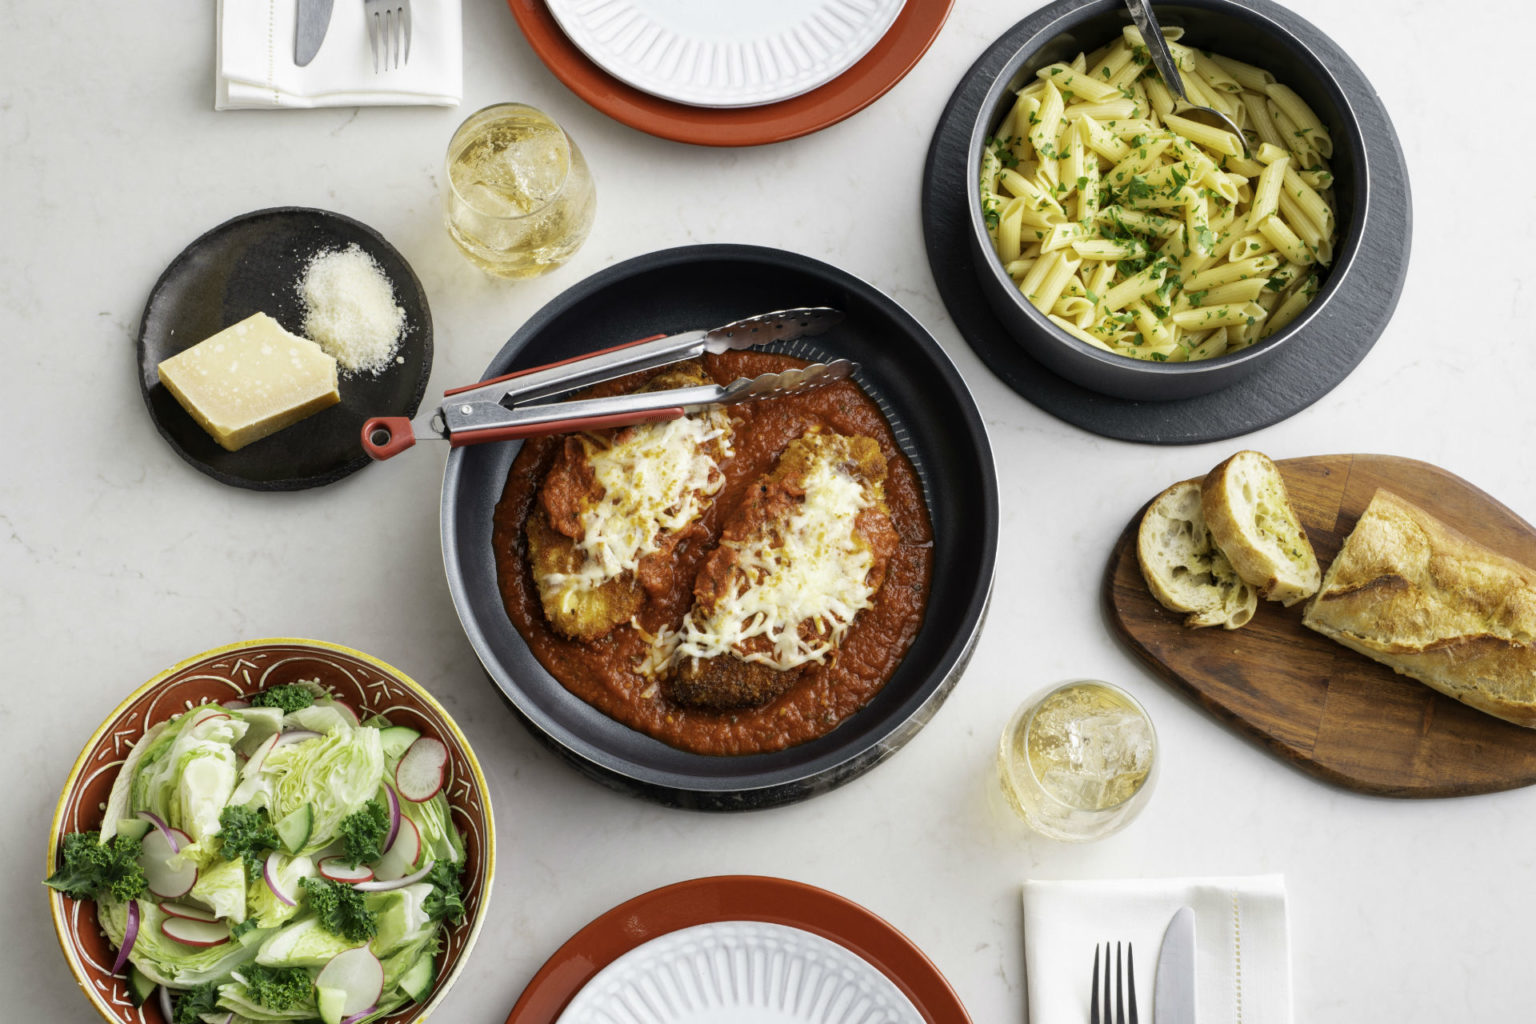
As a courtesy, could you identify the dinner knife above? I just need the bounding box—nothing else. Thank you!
[295,0,334,66]
[1153,906,1196,1024]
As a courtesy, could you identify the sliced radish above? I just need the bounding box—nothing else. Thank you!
[353,858,435,893]
[341,1008,378,1024]
[224,699,249,710]
[369,816,420,881]
[159,901,220,923]
[160,916,228,948]
[315,947,384,1020]
[135,810,180,853]
[319,857,375,884]
[140,827,197,899]
[382,785,401,852]
[330,701,361,727]
[395,737,448,802]
[264,851,297,907]
[275,729,322,747]
[112,900,139,974]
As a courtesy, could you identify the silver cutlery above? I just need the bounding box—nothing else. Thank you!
[1123,0,1249,154]
[294,0,334,66]
[1091,941,1138,1024]
[364,0,412,71]
[1153,906,1197,1024]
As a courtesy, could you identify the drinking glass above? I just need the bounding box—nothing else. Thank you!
[443,103,596,279]
[997,680,1157,842]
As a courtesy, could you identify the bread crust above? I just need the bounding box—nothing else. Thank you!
[1302,489,1536,728]
[1201,450,1320,606]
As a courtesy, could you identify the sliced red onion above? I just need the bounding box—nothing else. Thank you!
[264,851,296,907]
[111,899,139,974]
[382,785,401,852]
[341,1008,378,1024]
[351,859,435,893]
[274,729,322,747]
[222,1014,235,1024]
[135,810,180,853]
[158,984,174,1023]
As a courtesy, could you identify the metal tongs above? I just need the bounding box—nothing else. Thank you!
[361,308,852,460]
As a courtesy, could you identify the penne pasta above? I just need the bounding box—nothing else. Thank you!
[978,36,1338,364]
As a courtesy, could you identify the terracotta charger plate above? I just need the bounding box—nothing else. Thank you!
[506,876,972,1023]
[506,0,955,146]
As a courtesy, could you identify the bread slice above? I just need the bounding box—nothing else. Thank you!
[1303,490,1536,728]
[1137,480,1257,629]
[1201,450,1320,606]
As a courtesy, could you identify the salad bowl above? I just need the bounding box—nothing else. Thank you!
[46,638,495,1024]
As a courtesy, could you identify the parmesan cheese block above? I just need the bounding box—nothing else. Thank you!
[157,312,340,452]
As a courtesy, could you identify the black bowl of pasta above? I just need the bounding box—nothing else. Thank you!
[965,0,1368,401]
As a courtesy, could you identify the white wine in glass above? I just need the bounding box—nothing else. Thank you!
[998,680,1156,842]
[444,103,596,279]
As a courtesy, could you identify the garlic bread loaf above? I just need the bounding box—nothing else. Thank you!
[1138,480,1258,629]
[1302,490,1536,728]
[1201,450,1320,606]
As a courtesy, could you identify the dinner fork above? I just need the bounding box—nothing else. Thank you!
[364,0,411,71]
[1090,941,1138,1024]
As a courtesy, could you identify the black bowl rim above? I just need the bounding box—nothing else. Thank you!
[962,0,1368,385]
[439,243,999,809]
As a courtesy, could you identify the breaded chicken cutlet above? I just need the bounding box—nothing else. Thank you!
[527,362,734,641]
[663,431,899,709]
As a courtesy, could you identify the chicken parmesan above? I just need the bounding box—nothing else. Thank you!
[491,350,933,756]
[526,362,733,641]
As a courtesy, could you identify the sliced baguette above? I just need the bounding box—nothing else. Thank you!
[1137,480,1258,629]
[1302,490,1536,728]
[1201,451,1320,606]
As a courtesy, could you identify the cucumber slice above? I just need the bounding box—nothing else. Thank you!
[274,803,314,853]
[398,953,437,1002]
[127,966,157,1006]
[116,817,154,843]
[317,985,348,1024]
[376,726,421,762]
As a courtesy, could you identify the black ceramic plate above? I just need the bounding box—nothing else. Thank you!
[137,207,433,489]
[441,244,997,810]
[921,0,1412,444]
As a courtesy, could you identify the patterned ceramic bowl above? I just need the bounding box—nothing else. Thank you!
[46,638,495,1024]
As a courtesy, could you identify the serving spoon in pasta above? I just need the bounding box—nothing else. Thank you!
[1124,0,1250,155]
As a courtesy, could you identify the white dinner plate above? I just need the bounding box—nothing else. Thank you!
[554,920,925,1023]
[544,0,909,109]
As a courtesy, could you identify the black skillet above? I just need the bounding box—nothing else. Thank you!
[439,244,998,810]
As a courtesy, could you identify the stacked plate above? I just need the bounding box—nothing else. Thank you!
[507,0,953,144]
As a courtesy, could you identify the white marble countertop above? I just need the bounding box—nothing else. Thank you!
[4,1,1534,1021]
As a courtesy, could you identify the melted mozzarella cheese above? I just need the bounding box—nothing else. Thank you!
[674,452,878,671]
[541,410,732,603]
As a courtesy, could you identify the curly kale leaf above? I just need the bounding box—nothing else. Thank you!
[219,805,281,878]
[248,684,315,713]
[241,963,314,1011]
[301,876,378,943]
[173,982,221,1024]
[422,859,466,924]
[339,798,389,867]
[44,831,147,903]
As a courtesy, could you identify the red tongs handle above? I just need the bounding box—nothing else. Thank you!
[361,417,417,460]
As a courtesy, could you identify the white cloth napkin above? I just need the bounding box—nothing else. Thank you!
[216,0,462,109]
[1021,875,1292,1024]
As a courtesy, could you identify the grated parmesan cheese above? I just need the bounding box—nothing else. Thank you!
[541,410,734,614]
[298,244,406,375]
[673,451,878,672]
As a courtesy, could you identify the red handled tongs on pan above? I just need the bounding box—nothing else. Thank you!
[361,308,851,460]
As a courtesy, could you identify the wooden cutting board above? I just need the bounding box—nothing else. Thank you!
[1106,454,1536,797]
